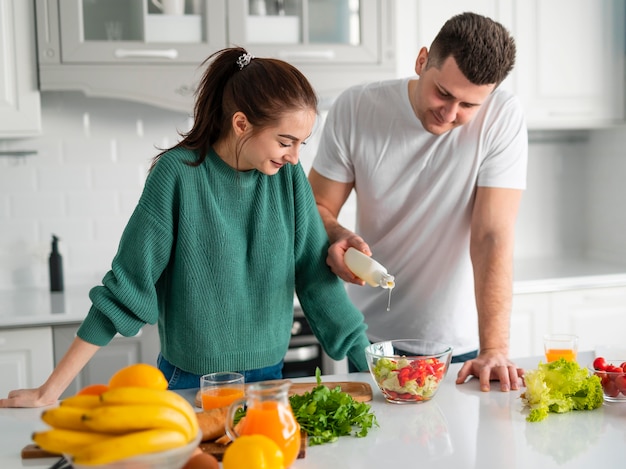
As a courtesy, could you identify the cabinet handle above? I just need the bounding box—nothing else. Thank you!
[114,49,179,60]
[278,50,335,61]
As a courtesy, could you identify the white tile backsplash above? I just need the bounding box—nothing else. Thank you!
[0,91,189,290]
[1,91,626,291]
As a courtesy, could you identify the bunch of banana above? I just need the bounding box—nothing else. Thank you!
[32,387,200,466]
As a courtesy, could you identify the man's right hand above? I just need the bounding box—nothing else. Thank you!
[326,234,371,285]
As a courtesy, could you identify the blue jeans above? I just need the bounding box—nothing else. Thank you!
[156,354,284,390]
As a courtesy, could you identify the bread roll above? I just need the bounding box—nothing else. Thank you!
[196,407,228,442]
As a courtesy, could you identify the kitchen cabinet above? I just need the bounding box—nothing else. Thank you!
[510,285,626,359]
[512,0,625,128]
[509,292,550,358]
[52,323,160,398]
[0,327,53,398]
[228,0,396,100]
[0,0,41,137]
[34,0,226,113]
[414,0,625,129]
[35,0,396,112]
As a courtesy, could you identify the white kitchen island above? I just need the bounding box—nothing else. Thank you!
[1,352,624,469]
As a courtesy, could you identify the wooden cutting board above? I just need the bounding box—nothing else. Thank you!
[194,381,373,408]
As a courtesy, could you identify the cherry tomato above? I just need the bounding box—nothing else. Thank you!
[603,379,620,398]
[593,356,608,371]
[606,365,623,373]
[614,375,626,393]
[594,370,609,385]
[620,362,626,371]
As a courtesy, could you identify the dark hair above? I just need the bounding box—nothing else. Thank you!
[426,12,516,86]
[150,47,318,170]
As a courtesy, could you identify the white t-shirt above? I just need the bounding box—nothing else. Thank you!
[313,77,528,355]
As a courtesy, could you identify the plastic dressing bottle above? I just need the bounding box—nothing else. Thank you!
[344,248,395,311]
[344,247,395,289]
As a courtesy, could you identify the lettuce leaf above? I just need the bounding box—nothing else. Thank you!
[521,358,603,422]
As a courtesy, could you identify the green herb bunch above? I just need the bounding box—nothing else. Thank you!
[289,368,378,446]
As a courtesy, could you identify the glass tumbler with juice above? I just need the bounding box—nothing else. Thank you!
[544,334,579,362]
[201,372,245,411]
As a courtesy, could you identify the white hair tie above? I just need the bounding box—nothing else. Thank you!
[236,53,254,70]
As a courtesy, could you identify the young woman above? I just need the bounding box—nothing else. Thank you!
[1,47,370,407]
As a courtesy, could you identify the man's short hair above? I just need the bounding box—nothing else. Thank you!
[426,12,516,86]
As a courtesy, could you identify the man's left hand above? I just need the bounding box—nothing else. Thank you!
[455,350,524,392]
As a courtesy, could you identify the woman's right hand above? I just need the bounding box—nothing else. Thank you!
[0,387,58,408]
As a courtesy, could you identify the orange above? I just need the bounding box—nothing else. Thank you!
[222,434,285,469]
[108,363,168,390]
[76,383,109,396]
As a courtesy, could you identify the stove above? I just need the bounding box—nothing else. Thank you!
[283,305,348,378]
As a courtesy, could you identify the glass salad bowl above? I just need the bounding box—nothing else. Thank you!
[365,339,453,404]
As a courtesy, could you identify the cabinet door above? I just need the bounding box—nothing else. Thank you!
[513,0,625,127]
[228,0,381,64]
[0,328,54,398]
[228,0,396,99]
[0,0,41,137]
[53,324,160,398]
[510,292,551,358]
[550,286,626,354]
[53,0,227,64]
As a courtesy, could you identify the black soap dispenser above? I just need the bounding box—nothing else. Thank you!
[49,234,64,292]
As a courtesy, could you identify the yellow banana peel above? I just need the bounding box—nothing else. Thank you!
[81,404,194,441]
[41,406,91,432]
[100,387,200,440]
[32,428,113,455]
[71,428,188,466]
[59,394,100,409]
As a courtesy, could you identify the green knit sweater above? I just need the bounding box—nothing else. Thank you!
[77,147,370,373]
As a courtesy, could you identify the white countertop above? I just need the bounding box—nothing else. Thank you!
[513,257,626,293]
[2,352,624,469]
[0,286,92,329]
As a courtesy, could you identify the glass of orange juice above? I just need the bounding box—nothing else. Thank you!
[200,372,245,411]
[544,334,579,362]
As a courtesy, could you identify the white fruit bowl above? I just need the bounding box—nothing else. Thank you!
[70,430,201,469]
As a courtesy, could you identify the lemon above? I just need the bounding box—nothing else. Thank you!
[222,434,285,469]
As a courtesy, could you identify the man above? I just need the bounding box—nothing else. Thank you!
[309,12,527,392]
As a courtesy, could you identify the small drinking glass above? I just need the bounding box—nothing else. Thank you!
[200,372,244,411]
[544,334,578,362]
[105,21,123,41]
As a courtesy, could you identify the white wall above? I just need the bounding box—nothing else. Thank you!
[0,92,191,289]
